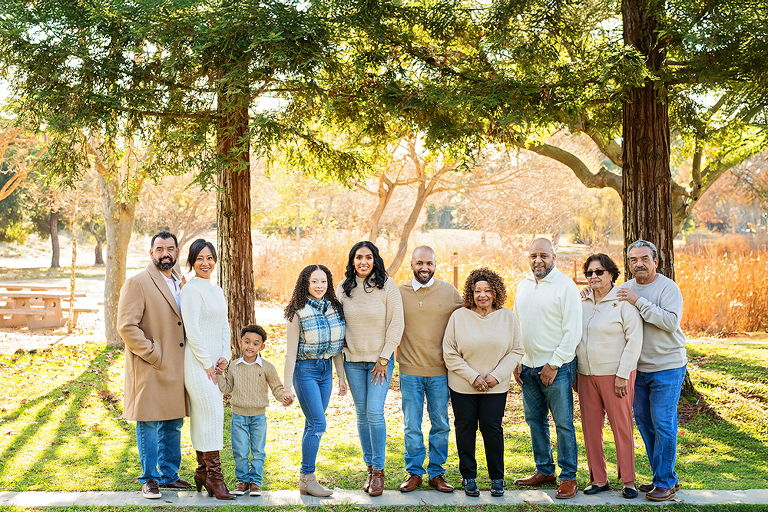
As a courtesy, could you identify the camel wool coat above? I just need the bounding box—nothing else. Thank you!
[118,263,189,421]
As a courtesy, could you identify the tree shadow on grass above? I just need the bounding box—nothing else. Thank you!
[0,345,136,490]
[688,346,768,385]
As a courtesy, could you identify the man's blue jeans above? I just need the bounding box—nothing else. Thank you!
[231,413,267,484]
[520,359,578,480]
[136,418,183,485]
[344,354,394,470]
[400,373,451,479]
[294,358,333,474]
[633,364,687,490]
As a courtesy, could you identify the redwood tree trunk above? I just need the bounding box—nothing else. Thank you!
[217,70,255,357]
[100,174,136,347]
[622,0,674,280]
[50,210,61,268]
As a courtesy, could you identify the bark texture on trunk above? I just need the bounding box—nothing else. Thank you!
[50,210,61,268]
[94,239,104,266]
[216,75,255,357]
[100,174,136,347]
[622,0,674,280]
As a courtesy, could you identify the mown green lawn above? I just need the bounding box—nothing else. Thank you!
[0,330,766,493]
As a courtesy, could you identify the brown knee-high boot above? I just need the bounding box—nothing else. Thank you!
[194,451,207,492]
[202,451,235,500]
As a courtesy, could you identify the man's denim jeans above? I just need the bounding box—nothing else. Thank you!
[136,418,183,484]
[344,354,394,470]
[520,359,578,480]
[294,358,333,474]
[231,413,267,484]
[400,373,450,478]
[633,364,687,489]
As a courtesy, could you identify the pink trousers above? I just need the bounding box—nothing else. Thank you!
[578,371,637,484]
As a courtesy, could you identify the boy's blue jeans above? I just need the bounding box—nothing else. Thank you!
[231,413,267,484]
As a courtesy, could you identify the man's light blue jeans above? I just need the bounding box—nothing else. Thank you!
[136,418,183,485]
[633,364,687,490]
[344,354,394,470]
[400,373,451,479]
[231,413,267,484]
[520,359,578,480]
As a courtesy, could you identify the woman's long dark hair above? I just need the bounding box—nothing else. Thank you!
[284,265,344,322]
[342,241,387,297]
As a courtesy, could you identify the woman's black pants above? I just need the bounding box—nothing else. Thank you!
[450,389,507,480]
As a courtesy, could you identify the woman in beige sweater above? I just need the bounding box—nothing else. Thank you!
[337,241,404,497]
[443,268,524,498]
[577,253,643,499]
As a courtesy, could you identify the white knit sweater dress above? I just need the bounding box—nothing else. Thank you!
[181,276,231,451]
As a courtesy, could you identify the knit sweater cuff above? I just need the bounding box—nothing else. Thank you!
[232,405,266,417]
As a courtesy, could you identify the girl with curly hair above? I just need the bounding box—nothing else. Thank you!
[337,241,404,496]
[442,267,524,498]
[283,265,346,497]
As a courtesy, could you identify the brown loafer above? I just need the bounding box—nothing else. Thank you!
[639,482,680,493]
[646,486,676,501]
[555,479,578,499]
[399,473,422,492]
[514,471,557,486]
[428,474,454,493]
[160,478,193,490]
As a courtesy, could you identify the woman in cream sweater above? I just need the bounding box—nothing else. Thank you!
[337,241,404,497]
[180,239,234,500]
[443,267,524,498]
[577,253,643,499]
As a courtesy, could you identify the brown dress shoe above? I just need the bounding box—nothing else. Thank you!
[646,486,676,501]
[232,482,249,496]
[555,480,578,499]
[399,473,422,492]
[639,482,680,493]
[428,475,454,493]
[368,469,385,496]
[514,471,557,486]
[160,478,193,490]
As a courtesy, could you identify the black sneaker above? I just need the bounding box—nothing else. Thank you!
[462,478,480,497]
[490,479,505,497]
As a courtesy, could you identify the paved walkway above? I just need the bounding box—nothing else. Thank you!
[2,489,768,507]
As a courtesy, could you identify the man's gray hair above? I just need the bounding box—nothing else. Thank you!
[627,240,658,259]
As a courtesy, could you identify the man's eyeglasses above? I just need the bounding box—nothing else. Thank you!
[584,269,607,277]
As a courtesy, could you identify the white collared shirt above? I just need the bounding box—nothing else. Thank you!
[163,272,182,312]
[411,277,435,291]
[235,355,263,366]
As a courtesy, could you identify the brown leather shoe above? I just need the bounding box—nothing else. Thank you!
[646,486,676,501]
[160,478,193,490]
[362,466,373,492]
[232,482,249,496]
[399,473,422,492]
[639,482,680,493]
[141,480,161,499]
[428,474,454,493]
[555,480,578,499]
[250,483,261,497]
[513,471,557,486]
[368,469,385,496]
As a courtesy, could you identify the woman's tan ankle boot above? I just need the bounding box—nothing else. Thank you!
[299,473,333,497]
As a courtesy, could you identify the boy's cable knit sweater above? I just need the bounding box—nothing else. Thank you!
[219,357,285,416]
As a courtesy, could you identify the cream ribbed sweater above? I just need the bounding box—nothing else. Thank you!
[337,276,404,362]
[442,307,524,394]
[181,276,231,451]
[219,357,285,416]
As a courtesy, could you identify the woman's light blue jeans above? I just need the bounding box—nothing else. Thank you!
[344,354,394,470]
[294,358,333,474]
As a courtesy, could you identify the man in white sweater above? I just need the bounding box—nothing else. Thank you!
[617,240,687,502]
[513,238,581,499]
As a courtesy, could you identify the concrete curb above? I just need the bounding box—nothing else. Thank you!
[2,489,768,507]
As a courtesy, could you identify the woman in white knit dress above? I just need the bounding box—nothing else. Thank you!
[180,239,235,500]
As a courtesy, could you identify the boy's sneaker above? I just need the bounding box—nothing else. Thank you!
[233,482,248,496]
[250,483,261,496]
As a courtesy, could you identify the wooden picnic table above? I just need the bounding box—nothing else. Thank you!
[0,284,67,292]
[0,291,87,329]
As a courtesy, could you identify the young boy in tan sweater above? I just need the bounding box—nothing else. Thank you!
[219,325,292,496]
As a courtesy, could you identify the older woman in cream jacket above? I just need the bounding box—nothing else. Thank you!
[577,254,643,499]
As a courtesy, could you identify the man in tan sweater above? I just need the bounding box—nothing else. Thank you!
[397,246,463,493]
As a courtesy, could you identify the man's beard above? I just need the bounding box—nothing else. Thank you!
[153,256,176,271]
[413,270,435,285]
[533,264,554,279]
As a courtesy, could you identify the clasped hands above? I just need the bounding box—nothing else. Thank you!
[205,357,229,385]
[472,374,499,392]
